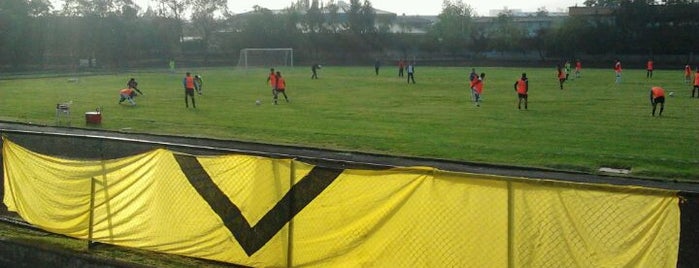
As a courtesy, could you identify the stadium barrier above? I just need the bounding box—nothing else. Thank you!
[1,137,681,267]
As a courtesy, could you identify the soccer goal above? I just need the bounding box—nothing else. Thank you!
[237,48,294,69]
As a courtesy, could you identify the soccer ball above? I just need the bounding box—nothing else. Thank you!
[255,100,261,105]
[669,92,674,97]
[318,65,322,69]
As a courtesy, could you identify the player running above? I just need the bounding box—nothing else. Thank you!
[470,73,485,107]
[274,71,289,104]
[266,68,277,101]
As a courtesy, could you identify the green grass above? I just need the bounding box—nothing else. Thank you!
[0,66,697,180]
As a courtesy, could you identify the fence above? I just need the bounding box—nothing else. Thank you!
[2,137,681,267]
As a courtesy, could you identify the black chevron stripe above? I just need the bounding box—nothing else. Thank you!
[174,154,343,256]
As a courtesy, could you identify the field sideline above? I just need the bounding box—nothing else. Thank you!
[0,66,696,180]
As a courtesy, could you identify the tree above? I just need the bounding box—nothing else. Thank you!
[157,0,191,49]
[304,0,323,33]
[190,0,228,64]
[429,0,474,54]
[488,12,525,54]
[359,0,376,34]
[345,0,363,34]
[323,0,341,33]
[0,0,32,68]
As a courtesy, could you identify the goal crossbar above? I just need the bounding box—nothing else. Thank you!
[237,48,294,69]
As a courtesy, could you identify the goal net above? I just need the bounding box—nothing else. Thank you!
[237,48,294,69]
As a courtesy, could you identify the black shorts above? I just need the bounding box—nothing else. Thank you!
[654,96,665,104]
[185,88,194,96]
[518,93,528,99]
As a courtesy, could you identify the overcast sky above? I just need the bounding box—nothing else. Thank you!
[225,0,584,16]
[49,0,583,16]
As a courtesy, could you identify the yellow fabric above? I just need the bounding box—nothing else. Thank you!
[2,139,680,267]
[512,181,679,267]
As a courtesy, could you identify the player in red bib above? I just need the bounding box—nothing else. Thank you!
[650,86,665,117]
[513,73,529,110]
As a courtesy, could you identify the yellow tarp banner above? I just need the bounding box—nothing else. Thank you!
[2,138,680,267]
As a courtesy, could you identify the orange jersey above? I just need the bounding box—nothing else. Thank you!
[651,87,665,99]
[694,73,699,86]
[647,61,653,70]
[557,69,565,79]
[120,88,134,95]
[268,72,277,87]
[276,77,286,90]
[685,65,692,76]
[614,62,622,72]
[184,76,194,89]
[575,61,581,70]
[516,79,527,94]
[472,78,484,94]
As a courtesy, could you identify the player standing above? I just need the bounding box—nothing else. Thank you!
[564,60,571,80]
[646,59,654,78]
[514,73,529,110]
[406,63,415,84]
[614,59,623,84]
[557,64,566,90]
[684,64,692,84]
[398,59,405,77]
[575,59,582,78]
[183,72,196,108]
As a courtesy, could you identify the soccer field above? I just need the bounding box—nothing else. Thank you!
[0,66,696,180]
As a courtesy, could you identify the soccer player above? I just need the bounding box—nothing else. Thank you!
[693,69,699,98]
[650,86,665,116]
[564,60,571,80]
[374,59,381,76]
[684,64,692,84]
[575,59,582,78]
[471,73,485,107]
[194,75,203,95]
[183,72,196,108]
[274,71,289,104]
[311,64,319,79]
[126,78,143,95]
[557,64,566,90]
[614,59,623,84]
[514,73,529,110]
[266,68,277,99]
[646,59,654,78]
[469,68,478,82]
[118,87,136,106]
[406,63,415,84]
[398,59,405,77]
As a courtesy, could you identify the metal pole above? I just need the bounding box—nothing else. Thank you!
[507,181,514,268]
[87,177,96,250]
[287,159,296,268]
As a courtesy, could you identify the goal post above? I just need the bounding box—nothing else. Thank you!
[237,48,294,69]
